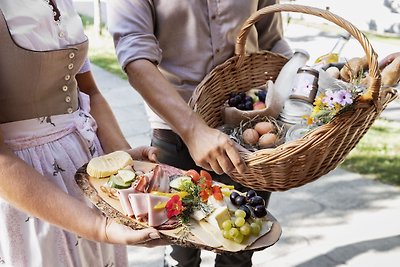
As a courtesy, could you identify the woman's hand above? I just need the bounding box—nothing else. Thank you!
[126,146,159,162]
[102,217,167,247]
[379,52,400,70]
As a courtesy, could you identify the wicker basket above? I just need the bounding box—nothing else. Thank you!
[189,4,398,192]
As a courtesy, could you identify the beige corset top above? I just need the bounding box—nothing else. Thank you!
[0,11,88,123]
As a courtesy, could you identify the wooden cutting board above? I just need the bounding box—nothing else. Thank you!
[75,160,282,253]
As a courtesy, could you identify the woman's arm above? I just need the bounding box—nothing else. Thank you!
[76,71,131,153]
[0,136,161,245]
[76,70,158,161]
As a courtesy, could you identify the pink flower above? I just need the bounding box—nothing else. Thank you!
[335,90,353,106]
[322,90,336,108]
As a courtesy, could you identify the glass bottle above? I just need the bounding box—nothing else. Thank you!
[314,32,351,66]
[266,49,310,116]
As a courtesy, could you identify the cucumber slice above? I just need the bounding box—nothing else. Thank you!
[117,169,136,184]
[169,176,193,190]
[108,174,132,189]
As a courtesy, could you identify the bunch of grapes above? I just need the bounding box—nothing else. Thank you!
[227,90,267,111]
[220,210,264,244]
[227,92,253,110]
[229,190,268,218]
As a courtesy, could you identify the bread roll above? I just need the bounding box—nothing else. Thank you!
[340,56,368,82]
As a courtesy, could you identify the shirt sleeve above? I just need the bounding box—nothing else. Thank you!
[107,0,162,70]
[78,57,91,74]
[256,0,292,56]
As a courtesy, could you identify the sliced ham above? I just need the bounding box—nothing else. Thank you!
[148,165,170,193]
[131,173,150,192]
[147,194,170,227]
[117,188,136,216]
[126,193,170,227]
[128,193,149,219]
[159,164,184,177]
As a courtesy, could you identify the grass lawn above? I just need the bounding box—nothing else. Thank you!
[340,119,400,186]
[81,15,127,80]
[80,15,400,187]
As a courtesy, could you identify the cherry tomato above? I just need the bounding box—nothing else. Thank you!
[213,192,224,201]
[200,170,213,181]
[186,169,200,184]
[212,185,223,200]
[199,189,210,202]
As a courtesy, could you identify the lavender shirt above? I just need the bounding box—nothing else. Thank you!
[108,0,292,129]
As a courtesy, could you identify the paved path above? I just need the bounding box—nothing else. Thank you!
[85,5,400,266]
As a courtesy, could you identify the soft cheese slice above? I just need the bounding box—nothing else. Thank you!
[199,220,246,252]
[205,206,230,230]
[87,151,134,178]
[190,220,223,248]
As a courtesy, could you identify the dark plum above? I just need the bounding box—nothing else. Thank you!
[237,103,245,110]
[230,191,239,204]
[228,97,238,107]
[248,195,265,207]
[234,195,246,206]
[257,90,267,102]
[245,190,257,201]
[253,205,267,218]
[244,101,253,110]
[239,205,252,220]
[245,95,253,103]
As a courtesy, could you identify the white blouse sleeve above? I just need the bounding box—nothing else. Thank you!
[78,58,91,74]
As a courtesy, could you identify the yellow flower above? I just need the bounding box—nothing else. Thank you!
[334,103,342,113]
[306,116,314,125]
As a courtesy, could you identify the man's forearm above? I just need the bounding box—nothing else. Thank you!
[125,59,205,142]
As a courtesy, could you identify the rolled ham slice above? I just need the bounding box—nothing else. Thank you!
[118,188,136,216]
[126,193,170,227]
[148,165,170,193]
[128,193,149,220]
[147,194,170,227]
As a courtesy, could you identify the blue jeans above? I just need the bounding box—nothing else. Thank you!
[151,129,271,267]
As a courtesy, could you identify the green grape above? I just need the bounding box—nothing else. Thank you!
[239,223,251,236]
[234,217,245,227]
[250,222,261,236]
[222,230,231,239]
[229,227,239,238]
[233,232,244,244]
[253,218,263,227]
[222,220,232,231]
[234,209,246,218]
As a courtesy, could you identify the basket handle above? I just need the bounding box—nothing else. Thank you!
[235,4,381,103]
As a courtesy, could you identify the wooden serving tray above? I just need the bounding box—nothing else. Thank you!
[75,160,282,253]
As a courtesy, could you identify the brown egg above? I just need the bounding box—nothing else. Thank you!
[242,128,260,145]
[258,133,277,149]
[254,121,275,136]
[326,66,340,79]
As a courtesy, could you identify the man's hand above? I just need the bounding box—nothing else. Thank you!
[184,125,247,175]
[379,52,400,70]
[126,146,159,162]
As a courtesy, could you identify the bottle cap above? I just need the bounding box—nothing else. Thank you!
[293,49,310,60]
